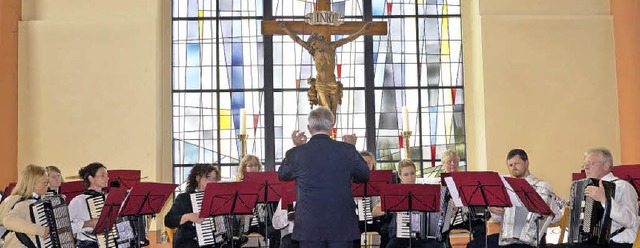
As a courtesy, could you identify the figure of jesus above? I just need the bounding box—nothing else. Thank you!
[278,21,372,118]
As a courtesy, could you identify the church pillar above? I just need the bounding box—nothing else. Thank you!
[611,0,640,164]
[0,0,21,186]
[463,0,620,198]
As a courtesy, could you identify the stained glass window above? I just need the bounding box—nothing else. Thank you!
[172,0,464,185]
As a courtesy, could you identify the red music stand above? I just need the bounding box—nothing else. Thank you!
[503,177,554,247]
[244,171,285,203]
[281,181,296,210]
[446,171,512,208]
[572,170,586,181]
[380,184,441,213]
[108,170,142,190]
[0,183,16,204]
[59,181,86,205]
[119,182,177,216]
[352,170,393,197]
[199,182,260,218]
[380,184,440,243]
[119,182,177,247]
[613,164,640,199]
[92,187,127,247]
[244,172,288,247]
[502,177,553,216]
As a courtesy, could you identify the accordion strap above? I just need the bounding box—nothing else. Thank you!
[1,197,38,248]
[14,232,37,248]
[610,227,626,239]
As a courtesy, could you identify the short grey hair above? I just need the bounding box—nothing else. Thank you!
[585,147,613,170]
[308,107,334,132]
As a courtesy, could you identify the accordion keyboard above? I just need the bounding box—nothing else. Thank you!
[86,195,119,248]
[190,192,219,246]
[30,196,74,248]
[357,197,373,222]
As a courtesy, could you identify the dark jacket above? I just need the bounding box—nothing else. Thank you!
[164,192,200,248]
[278,134,370,241]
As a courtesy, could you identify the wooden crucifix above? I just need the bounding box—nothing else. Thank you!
[262,0,387,120]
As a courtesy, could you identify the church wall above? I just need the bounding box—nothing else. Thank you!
[611,0,640,165]
[8,0,636,211]
[17,0,171,188]
[463,0,620,198]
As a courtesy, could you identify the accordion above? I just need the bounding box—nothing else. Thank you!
[568,178,616,245]
[356,197,373,222]
[86,194,135,248]
[395,211,427,239]
[436,187,456,240]
[499,182,563,246]
[190,192,231,246]
[29,195,75,248]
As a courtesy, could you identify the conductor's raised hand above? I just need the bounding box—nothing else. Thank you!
[342,134,358,145]
[291,130,308,146]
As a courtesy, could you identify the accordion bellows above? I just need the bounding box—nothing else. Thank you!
[567,178,616,245]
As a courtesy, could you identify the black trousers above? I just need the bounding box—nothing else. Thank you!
[76,240,99,248]
[385,238,441,248]
[549,242,633,248]
[299,240,354,248]
[466,234,537,248]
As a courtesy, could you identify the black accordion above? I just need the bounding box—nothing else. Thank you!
[190,192,232,246]
[86,194,135,248]
[568,178,616,245]
[29,195,75,248]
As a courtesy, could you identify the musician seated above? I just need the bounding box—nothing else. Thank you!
[438,150,487,248]
[237,155,280,248]
[559,147,639,248]
[377,159,440,248]
[2,165,50,247]
[467,149,563,248]
[165,164,231,248]
[355,151,387,248]
[45,165,63,196]
[68,162,110,248]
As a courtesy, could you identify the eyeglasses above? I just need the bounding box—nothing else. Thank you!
[581,161,602,169]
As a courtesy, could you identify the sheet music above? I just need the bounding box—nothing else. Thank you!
[415,177,440,185]
[444,177,463,207]
[499,175,523,207]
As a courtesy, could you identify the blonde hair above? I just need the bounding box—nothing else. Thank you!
[236,155,263,181]
[12,164,47,198]
[359,151,376,170]
[397,159,416,174]
[441,149,460,164]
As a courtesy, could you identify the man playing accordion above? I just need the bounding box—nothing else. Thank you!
[468,149,564,248]
[556,148,638,248]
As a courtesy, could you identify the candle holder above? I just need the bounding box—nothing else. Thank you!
[238,134,248,158]
[401,131,412,160]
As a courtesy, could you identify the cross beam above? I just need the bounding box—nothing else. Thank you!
[262,0,387,39]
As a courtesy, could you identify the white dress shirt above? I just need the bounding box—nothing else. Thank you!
[272,200,294,238]
[601,172,639,244]
[68,193,97,242]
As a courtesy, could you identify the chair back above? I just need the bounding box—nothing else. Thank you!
[547,207,570,244]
